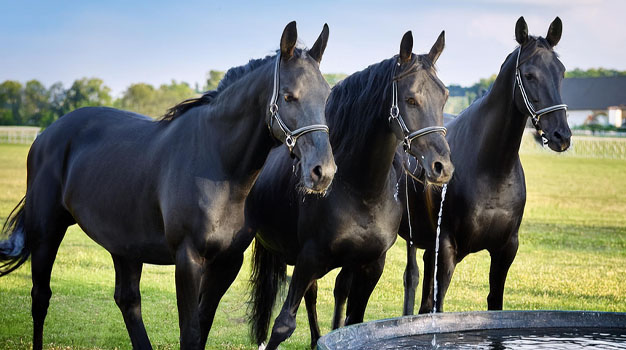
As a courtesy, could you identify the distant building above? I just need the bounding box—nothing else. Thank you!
[561,77,626,127]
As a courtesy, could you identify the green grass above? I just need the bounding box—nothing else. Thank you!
[0,143,625,349]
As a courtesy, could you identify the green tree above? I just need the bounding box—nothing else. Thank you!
[22,80,51,126]
[205,70,225,91]
[323,73,348,87]
[44,82,66,126]
[0,81,23,125]
[566,68,626,78]
[117,83,158,117]
[156,80,197,117]
[64,78,112,112]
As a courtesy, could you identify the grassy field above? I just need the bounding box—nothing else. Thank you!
[0,143,625,349]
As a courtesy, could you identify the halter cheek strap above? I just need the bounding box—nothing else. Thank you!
[267,53,329,154]
[514,46,567,145]
[389,60,447,152]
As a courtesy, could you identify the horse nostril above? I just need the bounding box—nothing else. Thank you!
[553,130,564,141]
[433,161,443,176]
[311,165,323,183]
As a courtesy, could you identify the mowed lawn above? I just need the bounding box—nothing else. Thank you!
[0,143,625,349]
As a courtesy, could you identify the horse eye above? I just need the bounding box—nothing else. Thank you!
[524,73,534,81]
[284,95,297,102]
[407,98,418,106]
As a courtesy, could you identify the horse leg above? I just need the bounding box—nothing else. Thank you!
[433,234,458,313]
[28,196,73,350]
[111,255,152,349]
[418,249,435,314]
[331,268,352,329]
[265,248,326,350]
[487,235,519,310]
[303,280,321,349]
[403,242,419,316]
[174,239,203,350]
[344,253,386,326]
[197,253,244,347]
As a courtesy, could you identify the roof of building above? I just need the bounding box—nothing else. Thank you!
[561,76,626,110]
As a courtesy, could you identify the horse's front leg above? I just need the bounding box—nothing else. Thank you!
[487,233,519,310]
[303,280,321,349]
[331,267,353,329]
[403,241,419,316]
[433,233,458,313]
[344,253,386,326]
[197,252,245,347]
[265,245,327,350]
[174,238,204,350]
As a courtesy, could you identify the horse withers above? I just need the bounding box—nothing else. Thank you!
[246,31,452,350]
[398,16,571,316]
[0,22,335,350]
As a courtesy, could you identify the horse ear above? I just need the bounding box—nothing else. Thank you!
[309,23,329,64]
[428,30,445,64]
[280,21,298,60]
[515,16,529,46]
[546,16,562,47]
[399,31,413,63]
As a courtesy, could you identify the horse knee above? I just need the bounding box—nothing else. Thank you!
[114,287,141,313]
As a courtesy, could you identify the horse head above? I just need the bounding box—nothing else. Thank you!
[514,16,571,152]
[391,31,453,185]
[268,22,336,193]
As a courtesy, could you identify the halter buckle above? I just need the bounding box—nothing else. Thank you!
[269,103,279,116]
[390,106,400,119]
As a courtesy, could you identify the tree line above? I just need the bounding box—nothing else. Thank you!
[0,68,621,127]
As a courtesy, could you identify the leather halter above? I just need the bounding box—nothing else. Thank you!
[514,46,567,145]
[389,59,447,152]
[268,53,329,154]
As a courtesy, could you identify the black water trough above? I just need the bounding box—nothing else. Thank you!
[317,311,626,349]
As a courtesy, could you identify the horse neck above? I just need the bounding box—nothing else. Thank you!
[335,85,398,198]
[191,66,275,187]
[468,53,528,175]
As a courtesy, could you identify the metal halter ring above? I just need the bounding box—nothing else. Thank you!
[267,53,330,155]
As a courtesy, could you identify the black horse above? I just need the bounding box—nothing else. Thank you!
[398,17,572,315]
[246,31,453,350]
[0,22,336,350]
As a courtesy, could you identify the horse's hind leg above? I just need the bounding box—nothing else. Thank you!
[28,210,73,350]
[403,242,419,316]
[487,234,519,310]
[111,255,152,349]
[344,254,386,326]
[303,280,321,349]
[331,267,352,329]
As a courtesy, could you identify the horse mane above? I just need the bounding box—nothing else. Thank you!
[326,54,430,164]
[160,48,306,121]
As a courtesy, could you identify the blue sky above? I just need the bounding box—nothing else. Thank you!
[1,0,624,96]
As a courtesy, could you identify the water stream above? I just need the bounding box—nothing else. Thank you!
[431,183,448,348]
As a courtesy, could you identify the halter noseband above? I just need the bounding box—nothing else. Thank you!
[514,46,567,145]
[389,59,447,152]
[268,53,329,154]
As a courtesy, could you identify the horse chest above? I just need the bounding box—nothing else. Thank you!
[460,178,524,251]
[329,196,401,263]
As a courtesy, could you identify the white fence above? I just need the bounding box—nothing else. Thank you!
[520,129,626,160]
[0,126,40,144]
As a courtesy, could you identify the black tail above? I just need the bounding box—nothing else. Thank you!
[0,197,29,277]
[247,239,287,346]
